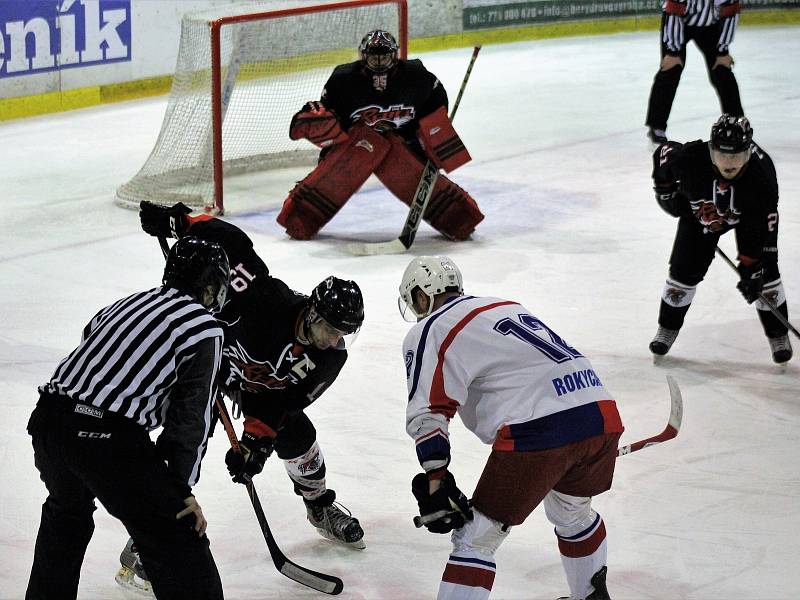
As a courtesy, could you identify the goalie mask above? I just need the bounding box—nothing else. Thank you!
[163,236,230,314]
[708,114,753,179]
[359,29,399,74]
[303,276,364,349]
[398,256,464,322]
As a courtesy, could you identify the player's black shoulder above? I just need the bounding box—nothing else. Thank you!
[328,61,361,82]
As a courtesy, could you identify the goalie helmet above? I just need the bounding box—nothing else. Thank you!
[163,236,230,313]
[709,114,753,153]
[398,256,463,321]
[358,29,399,73]
[309,276,364,335]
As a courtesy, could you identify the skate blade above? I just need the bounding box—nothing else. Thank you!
[314,527,366,550]
[115,565,154,597]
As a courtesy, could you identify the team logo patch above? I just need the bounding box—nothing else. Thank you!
[665,287,687,306]
[405,350,414,378]
[351,104,415,130]
[74,404,104,418]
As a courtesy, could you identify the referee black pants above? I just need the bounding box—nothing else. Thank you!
[26,397,223,600]
[645,15,743,131]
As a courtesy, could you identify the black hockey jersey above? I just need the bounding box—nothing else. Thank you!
[320,58,447,144]
[654,139,780,260]
[186,217,347,432]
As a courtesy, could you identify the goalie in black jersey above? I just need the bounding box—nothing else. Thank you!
[650,114,792,364]
[277,29,484,241]
[121,201,367,592]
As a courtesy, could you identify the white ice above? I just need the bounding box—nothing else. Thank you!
[2,27,799,600]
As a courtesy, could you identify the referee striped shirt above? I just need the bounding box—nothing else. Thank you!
[40,286,224,486]
[662,0,740,54]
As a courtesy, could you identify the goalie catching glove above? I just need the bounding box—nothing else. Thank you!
[139,200,191,238]
[411,471,473,534]
[289,101,349,148]
[224,431,274,484]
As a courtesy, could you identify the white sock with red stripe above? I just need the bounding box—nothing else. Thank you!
[555,511,607,599]
[437,551,496,600]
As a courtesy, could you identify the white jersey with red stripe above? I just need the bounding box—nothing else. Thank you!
[403,295,620,473]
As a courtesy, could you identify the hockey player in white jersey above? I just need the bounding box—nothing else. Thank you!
[398,256,624,600]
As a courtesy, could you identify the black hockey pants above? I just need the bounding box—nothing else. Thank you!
[26,395,223,600]
[645,15,743,130]
[658,216,788,336]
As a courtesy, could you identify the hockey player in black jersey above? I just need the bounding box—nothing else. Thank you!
[137,201,368,556]
[650,114,792,363]
[277,29,483,241]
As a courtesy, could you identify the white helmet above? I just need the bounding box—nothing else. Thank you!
[398,255,463,321]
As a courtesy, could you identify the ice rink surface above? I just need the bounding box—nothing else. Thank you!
[2,26,799,600]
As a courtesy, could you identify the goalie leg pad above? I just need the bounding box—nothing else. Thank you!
[374,135,484,240]
[417,106,471,173]
[277,124,390,239]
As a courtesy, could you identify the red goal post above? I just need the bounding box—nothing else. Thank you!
[116,0,408,215]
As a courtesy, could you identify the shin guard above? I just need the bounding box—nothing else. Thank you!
[374,135,484,240]
[277,124,390,239]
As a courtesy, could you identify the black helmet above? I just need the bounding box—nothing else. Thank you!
[358,30,399,73]
[710,114,753,153]
[163,236,230,313]
[310,276,364,334]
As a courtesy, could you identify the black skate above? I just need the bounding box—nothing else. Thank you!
[649,326,679,358]
[115,538,153,596]
[556,565,611,600]
[305,490,365,550]
[768,334,793,364]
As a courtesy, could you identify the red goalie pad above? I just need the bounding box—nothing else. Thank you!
[289,101,349,148]
[417,106,471,173]
[374,134,483,240]
[277,123,390,239]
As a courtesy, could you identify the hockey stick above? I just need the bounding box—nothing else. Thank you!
[347,45,482,256]
[215,394,344,595]
[714,246,800,340]
[414,376,683,527]
[616,375,683,456]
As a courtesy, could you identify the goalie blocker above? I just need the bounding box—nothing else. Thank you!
[279,115,482,241]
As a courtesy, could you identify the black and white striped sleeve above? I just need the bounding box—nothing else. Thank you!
[156,329,224,492]
[715,0,740,54]
[662,0,687,55]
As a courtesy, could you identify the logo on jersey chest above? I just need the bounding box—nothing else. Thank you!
[711,179,741,225]
[225,341,316,391]
[351,104,415,129]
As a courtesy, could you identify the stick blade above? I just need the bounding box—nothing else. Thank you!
[346,238,408,256]
[665,374,684,432]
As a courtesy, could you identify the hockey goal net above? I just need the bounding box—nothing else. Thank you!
[116,0,407,214]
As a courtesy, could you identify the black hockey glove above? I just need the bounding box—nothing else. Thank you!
[411,471,473,534]
[653,182,688,218]
[736,260,764,304]
[224,432,274,484]
[139,200,192,239]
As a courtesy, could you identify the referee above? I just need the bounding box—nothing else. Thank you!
[645,0,744,145]
[26,236,229,600]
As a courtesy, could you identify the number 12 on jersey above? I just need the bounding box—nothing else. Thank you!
[494,314,583,363]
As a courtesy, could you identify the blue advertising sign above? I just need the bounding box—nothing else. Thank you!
[0,0,131,78]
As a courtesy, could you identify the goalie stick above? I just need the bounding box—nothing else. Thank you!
[413,375,684,527]
[714,246,799,340]
[215,394,344,595]
[347,45,481,256]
